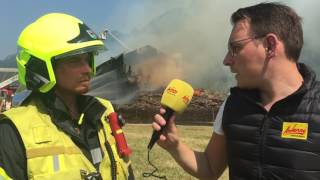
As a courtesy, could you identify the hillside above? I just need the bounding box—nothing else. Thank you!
[0,54,16,68]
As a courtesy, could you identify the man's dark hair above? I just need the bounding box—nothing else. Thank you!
[231,2,303,62]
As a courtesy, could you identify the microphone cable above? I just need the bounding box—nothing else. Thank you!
[142,149,167,180]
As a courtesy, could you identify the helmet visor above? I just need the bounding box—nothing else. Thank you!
[53,45,106,60]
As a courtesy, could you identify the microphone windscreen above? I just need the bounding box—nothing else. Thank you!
[160,79,194,114]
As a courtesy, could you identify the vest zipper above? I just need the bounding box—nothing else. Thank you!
[237,91,269,179]
[258,114,268,180]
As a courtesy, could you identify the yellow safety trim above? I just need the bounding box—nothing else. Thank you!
[0,167,12,180]
[78,113,85,125]
[26,146,81,158]
[95,97,114,116]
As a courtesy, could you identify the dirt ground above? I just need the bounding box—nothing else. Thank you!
[116,89,226,125]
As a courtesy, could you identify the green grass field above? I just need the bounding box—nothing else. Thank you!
[124,124,229,180]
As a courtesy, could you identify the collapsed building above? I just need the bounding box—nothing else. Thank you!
[88,45,165,104]
[88,45,225,125]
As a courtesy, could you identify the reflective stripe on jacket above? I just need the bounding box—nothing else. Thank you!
[2,97,130,180]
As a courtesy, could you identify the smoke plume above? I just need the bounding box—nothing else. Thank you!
[98,0,320,91]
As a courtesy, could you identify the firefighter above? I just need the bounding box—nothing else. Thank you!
[0,13,134,179]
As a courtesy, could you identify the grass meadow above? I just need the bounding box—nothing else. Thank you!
[123,124,229,180]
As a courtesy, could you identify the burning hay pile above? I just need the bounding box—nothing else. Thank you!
[89,45,227,125]
[116,88,226,125]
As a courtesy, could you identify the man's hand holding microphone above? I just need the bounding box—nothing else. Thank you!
[144,79,194,179]
[148,79,194,150]
[152,107,180,151]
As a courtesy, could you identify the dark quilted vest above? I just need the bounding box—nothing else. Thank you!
[222,64,320,180]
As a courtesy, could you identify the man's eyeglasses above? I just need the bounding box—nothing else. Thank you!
[228,35,264,57]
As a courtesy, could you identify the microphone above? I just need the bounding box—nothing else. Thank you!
[147,79,194,150]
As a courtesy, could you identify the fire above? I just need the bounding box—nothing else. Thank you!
[194,88,205,96]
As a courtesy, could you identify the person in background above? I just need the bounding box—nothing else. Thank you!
[0,13,134,180]
[152,2,320,180]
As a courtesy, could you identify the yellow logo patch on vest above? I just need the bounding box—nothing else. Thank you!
[281,122,308,140]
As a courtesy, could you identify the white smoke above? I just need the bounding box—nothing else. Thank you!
[98,0,320,91]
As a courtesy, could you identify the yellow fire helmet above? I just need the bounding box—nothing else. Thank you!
[16,13,106,93]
